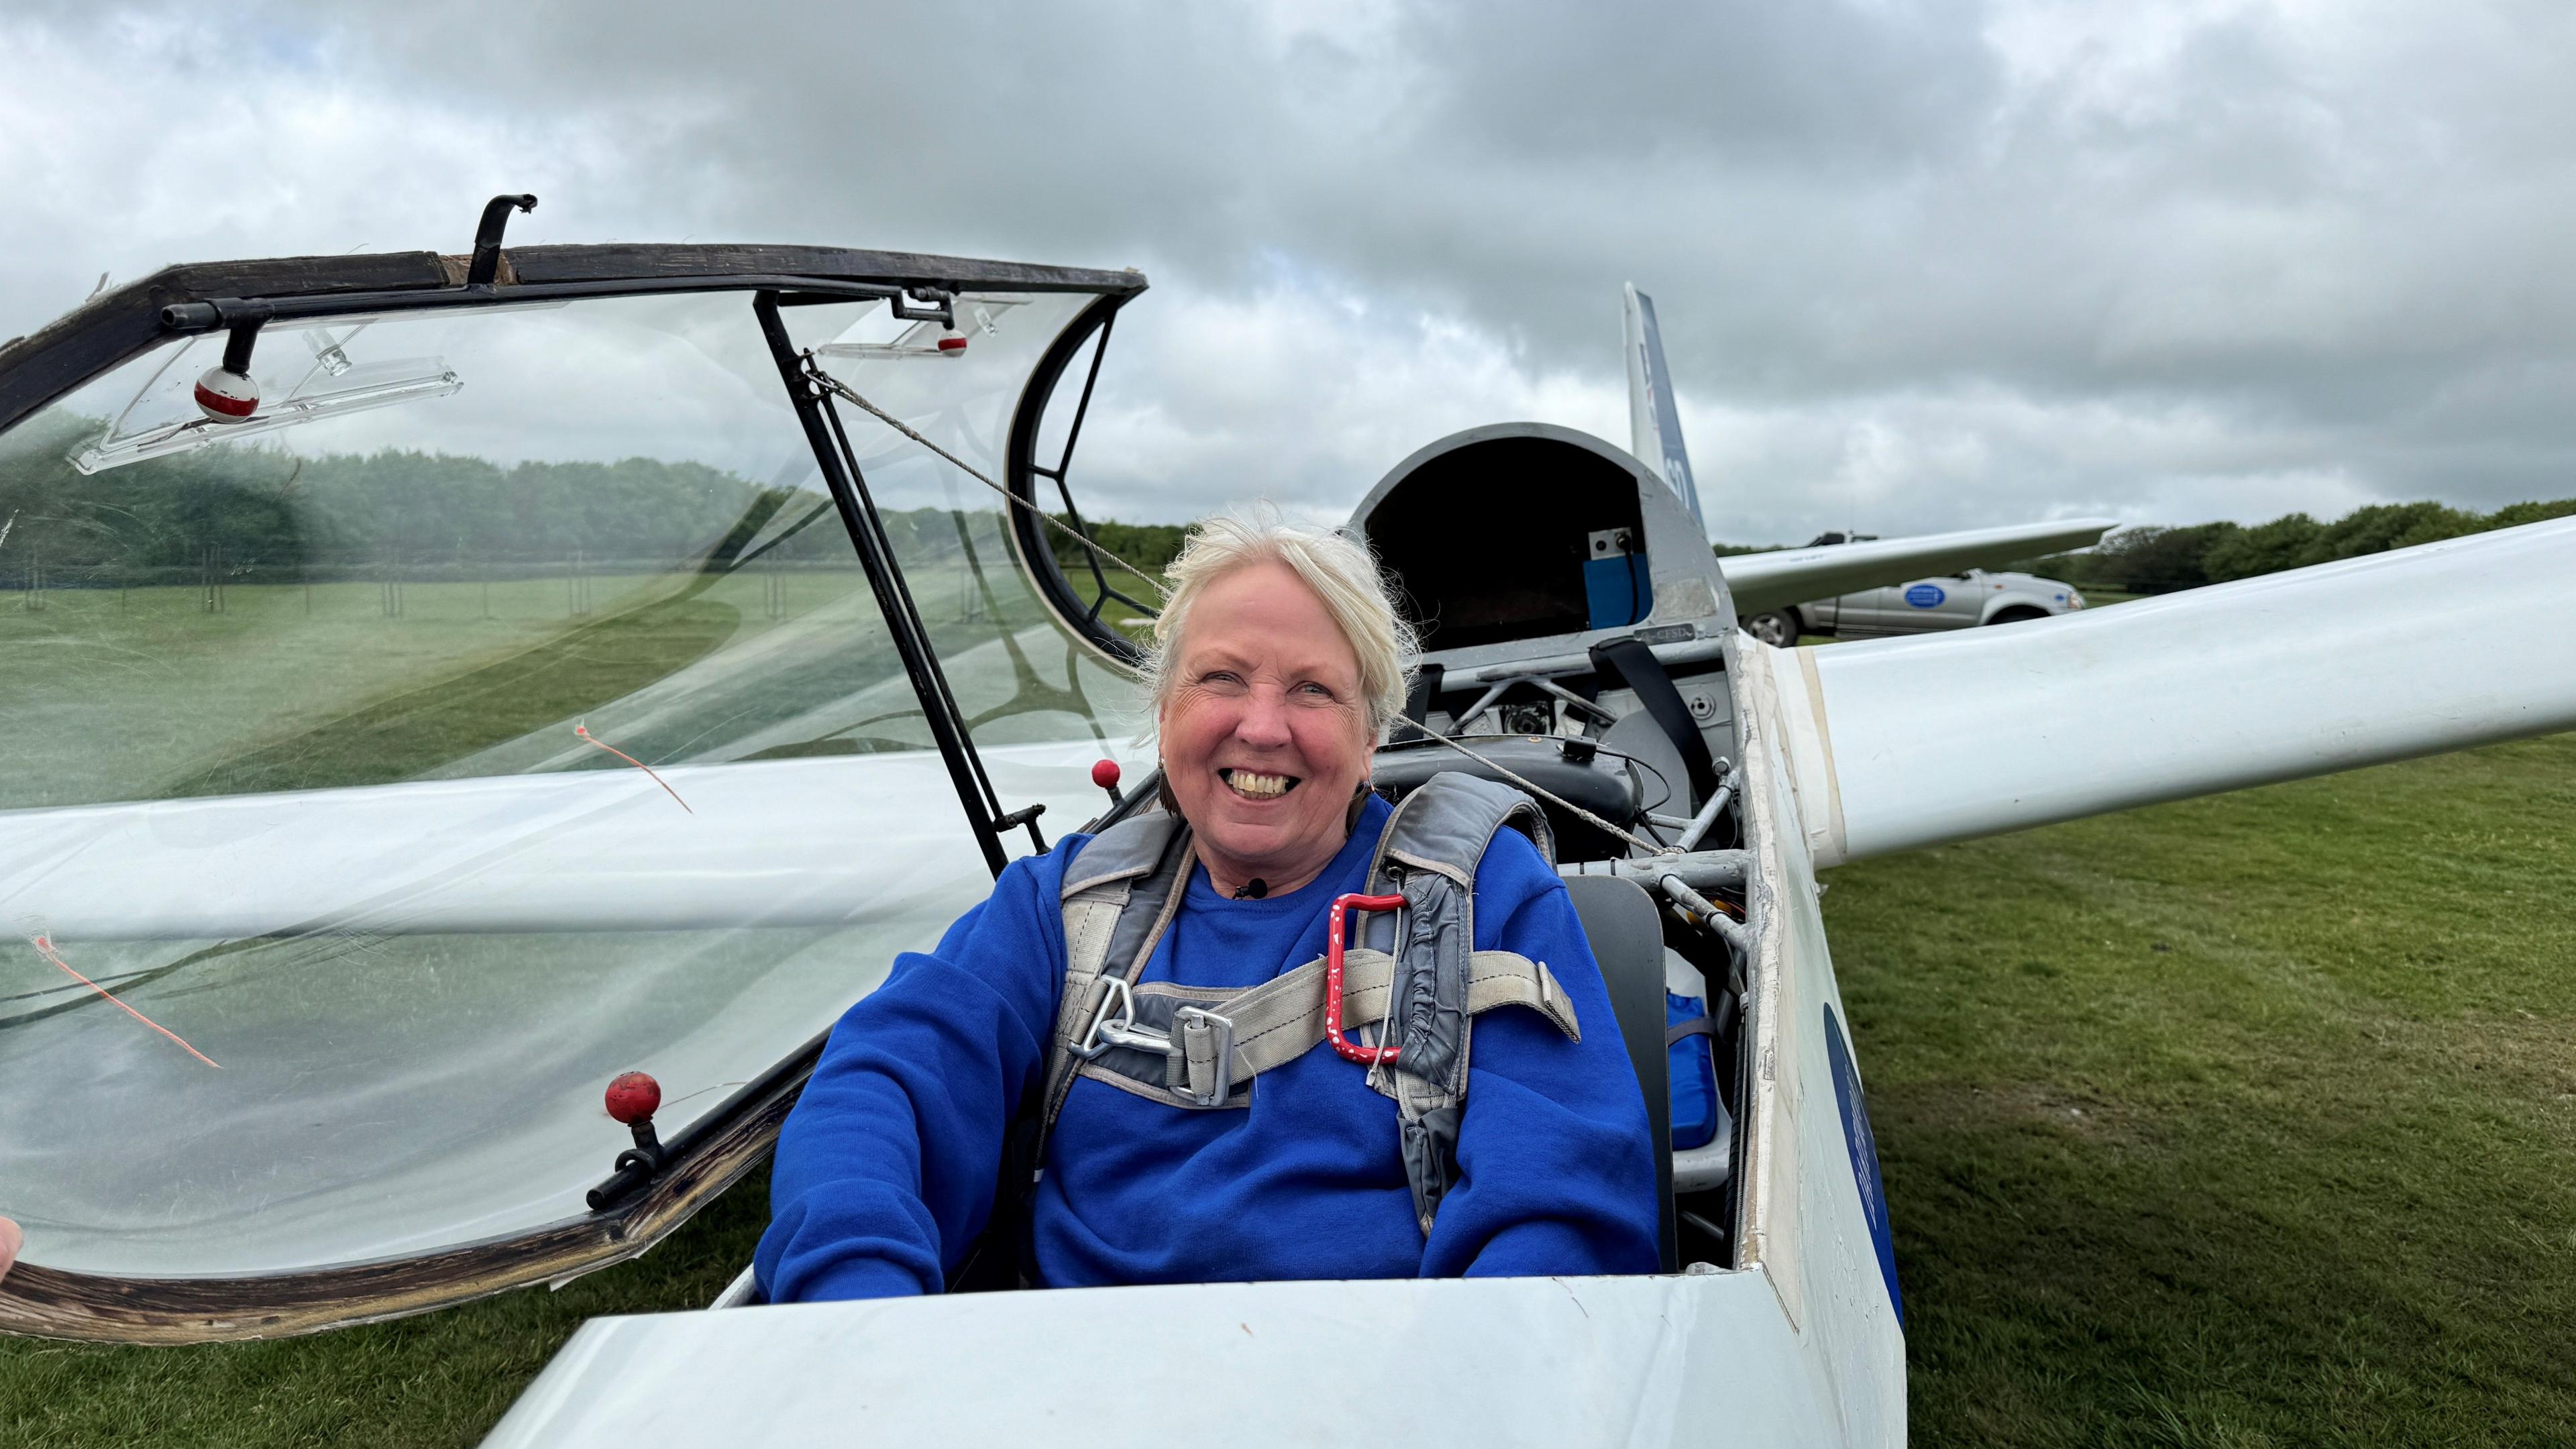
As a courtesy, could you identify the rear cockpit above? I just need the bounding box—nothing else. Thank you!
[1357,421,1729,661]
[1344,419,1752,1272]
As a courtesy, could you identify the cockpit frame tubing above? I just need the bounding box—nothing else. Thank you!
[753,290,1018,877]
[1002,291,1154,668]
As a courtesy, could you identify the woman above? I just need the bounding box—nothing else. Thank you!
[758,515,1657,1300]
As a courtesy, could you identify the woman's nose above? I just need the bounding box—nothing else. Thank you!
[1233,686,1295,746]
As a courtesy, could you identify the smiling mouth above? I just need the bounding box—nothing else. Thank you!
[1218,767,1300,800]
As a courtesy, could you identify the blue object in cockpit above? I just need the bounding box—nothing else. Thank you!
[1583,527,1652,629]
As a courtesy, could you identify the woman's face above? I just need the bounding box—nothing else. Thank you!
[1159,559,1375,894]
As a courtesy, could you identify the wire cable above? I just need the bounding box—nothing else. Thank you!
[1409,729,1672,857]
[801,359,1171,600]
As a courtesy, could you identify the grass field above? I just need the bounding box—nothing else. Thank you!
[5,702,2570,1444]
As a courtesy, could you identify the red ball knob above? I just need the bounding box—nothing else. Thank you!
[604,1071,661,1124]
[1091,759,1122,791]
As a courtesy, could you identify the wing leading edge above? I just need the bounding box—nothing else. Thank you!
[1763,515,2576,866]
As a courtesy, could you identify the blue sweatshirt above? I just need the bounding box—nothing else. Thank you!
[758,794,1659,1301]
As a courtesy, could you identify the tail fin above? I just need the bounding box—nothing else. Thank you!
[1623,284,1707,533]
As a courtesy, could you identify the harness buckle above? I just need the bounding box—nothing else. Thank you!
[1173,1006,1236,1108]
[1071,977,1238,1108]
[1326,891,1409,1066]
[1072,975,1159,1060]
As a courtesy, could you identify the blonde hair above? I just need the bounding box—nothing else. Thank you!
[1144,510,1417,741]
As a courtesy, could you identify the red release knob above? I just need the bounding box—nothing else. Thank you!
[604,1071,661,1124]
[1091,759,1122,792]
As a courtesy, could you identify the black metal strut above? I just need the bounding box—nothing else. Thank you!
[753,291,1028,877]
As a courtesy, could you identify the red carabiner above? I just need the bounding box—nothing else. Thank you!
[1326,892,1408,1065]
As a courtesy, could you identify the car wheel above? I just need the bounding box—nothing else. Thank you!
[1985,606,2049,626]
[1745,610,1802,647]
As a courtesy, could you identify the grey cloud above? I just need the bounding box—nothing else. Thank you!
[5,0,2573,542]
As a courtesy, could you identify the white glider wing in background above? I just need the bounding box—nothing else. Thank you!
[1717,519,2117,618]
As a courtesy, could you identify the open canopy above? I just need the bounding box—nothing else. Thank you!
[0,231,1148,1339]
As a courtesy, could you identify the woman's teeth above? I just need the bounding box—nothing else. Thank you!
[1220,769,1297,800]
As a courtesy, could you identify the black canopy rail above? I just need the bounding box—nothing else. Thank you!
[754,292,1040,877]
[0,235,1145,437]
[1002,291,1157,667]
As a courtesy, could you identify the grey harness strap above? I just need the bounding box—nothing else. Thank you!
[1036,810,1192,1136]
[1038,773,1565,1236]
[1067,949,1581,1110]
[1360,773,1554,1232]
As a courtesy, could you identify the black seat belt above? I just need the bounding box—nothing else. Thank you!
[1587,639,1719,805]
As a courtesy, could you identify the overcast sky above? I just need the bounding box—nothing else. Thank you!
[5,0,2571,543]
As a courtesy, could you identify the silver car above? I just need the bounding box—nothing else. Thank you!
[1743,565,2087,647]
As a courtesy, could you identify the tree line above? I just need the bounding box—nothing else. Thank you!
[1030,500,2576,600]
[7,413,2561,599]
[1044,516,1189,577]
[2014,498,2576,595]
[0,418,963,582]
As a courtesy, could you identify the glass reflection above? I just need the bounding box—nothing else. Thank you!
[0,289,1142,1276]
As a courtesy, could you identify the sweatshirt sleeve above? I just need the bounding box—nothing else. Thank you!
[755,849,1070,1303]
[1420,833,1662,1279]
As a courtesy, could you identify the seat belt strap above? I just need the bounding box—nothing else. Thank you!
[1588,637,1719,804]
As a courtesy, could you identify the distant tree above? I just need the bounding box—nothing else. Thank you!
[1048,515,1187,576]
[2081,522,2245,594]
[2487,498,2576,529]
[2293,501,2476,566]
[2204,513,2324,582]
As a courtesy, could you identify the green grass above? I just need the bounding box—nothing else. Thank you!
[4,729,2570,1444]
[0,570,868,809]
[1831,731,2576,1445]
